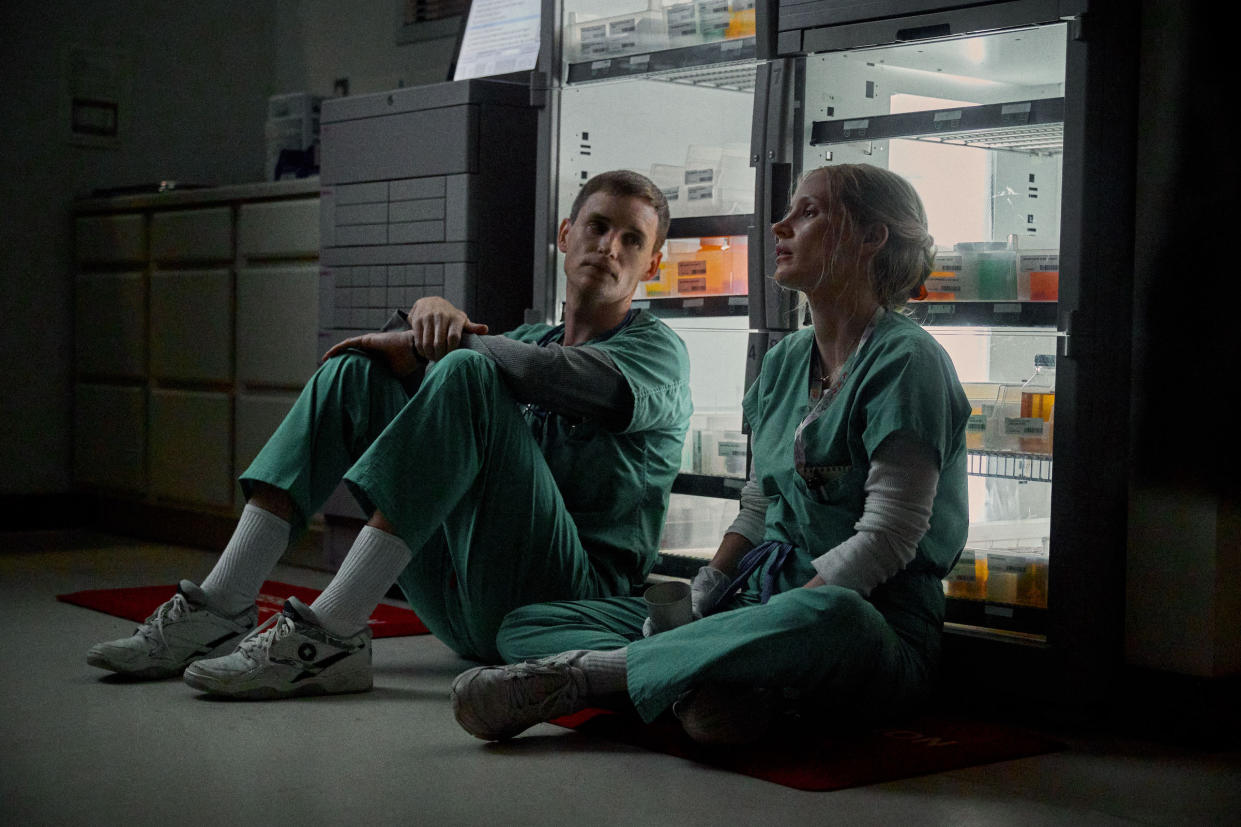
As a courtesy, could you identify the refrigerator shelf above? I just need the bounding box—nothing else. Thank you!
[967,450,1053,482]
[565,37,757,89]
[633,295,749,317]
[909,300,1057,328]
[671,472,745,500]
[810,97,1065,156]
[668,213,753,239]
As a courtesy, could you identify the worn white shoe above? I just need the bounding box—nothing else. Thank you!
[87,580,257,680]
[673,683,776,745]
[451,654,589,741]
[182,597,371,699]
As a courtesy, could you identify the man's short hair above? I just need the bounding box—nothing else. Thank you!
[569,170,671,251]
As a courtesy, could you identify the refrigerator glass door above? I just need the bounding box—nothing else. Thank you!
[801,23,1068,634]
[553,0,760,560]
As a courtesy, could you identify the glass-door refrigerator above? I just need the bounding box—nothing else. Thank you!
[533,0,1135,700]
[532,0,768,569]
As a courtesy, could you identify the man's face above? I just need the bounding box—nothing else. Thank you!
[558,191,662,307]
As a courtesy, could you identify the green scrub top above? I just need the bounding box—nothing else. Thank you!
[505,309,693,588]
[742,312,970,626]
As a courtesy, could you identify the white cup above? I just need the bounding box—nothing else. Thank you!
[644,580,693,631]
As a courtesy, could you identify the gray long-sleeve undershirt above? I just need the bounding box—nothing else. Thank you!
[723,431,939,596]
[464,333,634,431]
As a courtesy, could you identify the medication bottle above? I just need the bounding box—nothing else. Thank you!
[943,549,986,600]
[1018,354,1056,453]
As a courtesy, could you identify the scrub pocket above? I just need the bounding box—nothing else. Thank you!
[805,464,866,510]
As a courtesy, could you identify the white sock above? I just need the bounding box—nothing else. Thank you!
[310,525,412,636]
[200,503,291,615]
[578,648,629,696]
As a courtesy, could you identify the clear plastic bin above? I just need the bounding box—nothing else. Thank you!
[566,4,668,61]
[925,252,964,301]
[649,162,686,218]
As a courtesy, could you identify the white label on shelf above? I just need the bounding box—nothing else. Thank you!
[1004,417,1046,437]
[609,18,638,36]
[934,110,963,123]
[686,183,715,201]
[667,5,695,25]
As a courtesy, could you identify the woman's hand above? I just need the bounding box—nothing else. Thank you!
[409,296,489,362]
[803,574,826,589]
[320,330,425,378]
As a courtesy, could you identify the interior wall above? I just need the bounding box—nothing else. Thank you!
[0,0,458,502]
[0,1,278,497]
[1126,0,1239,676]
[274,0,460,97]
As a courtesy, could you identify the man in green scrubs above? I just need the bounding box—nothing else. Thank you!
[87,170,692,699]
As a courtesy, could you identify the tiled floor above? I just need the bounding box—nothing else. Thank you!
[3,530,1239,825]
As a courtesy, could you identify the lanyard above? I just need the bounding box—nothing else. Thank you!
[706,540,797,614]
[793,308,882,488]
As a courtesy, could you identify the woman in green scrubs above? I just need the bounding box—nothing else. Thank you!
[450,164,971,744]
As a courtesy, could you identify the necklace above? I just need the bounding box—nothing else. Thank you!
[796,307,884,486]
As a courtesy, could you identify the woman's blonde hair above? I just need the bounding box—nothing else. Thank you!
[803,164,935,310]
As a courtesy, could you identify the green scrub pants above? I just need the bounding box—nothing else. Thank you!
[496,582,938,724]
[241,349,611,662]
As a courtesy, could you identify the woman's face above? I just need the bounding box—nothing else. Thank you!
[770,171,850,295]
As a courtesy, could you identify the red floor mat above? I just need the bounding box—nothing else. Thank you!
[551,707,1064,791]
[57,581,429,638]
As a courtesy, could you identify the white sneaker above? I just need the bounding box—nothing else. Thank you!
[182,597,371,699]
[451,654,589,741]
[673,683,776,745]
[87,580,257,680]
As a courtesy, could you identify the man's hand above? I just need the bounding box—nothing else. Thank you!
[409,297,489,362]
[321,330,425,377]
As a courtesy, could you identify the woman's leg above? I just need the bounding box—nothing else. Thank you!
[626,585,930,723]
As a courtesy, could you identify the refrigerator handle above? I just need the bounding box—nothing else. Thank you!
[750,58,799,331]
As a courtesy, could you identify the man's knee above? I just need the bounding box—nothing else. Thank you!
[429,348,496,383]
[318,349,388,387]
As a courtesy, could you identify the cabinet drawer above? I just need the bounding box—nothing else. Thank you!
[237,265,319,387]
[75,214,145,264]
[150,269,232,382]
[75,272,146,378]
[239,199,320,259]
[74,383,145,492]
[151,207,232,262]
[150,389,233,507]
